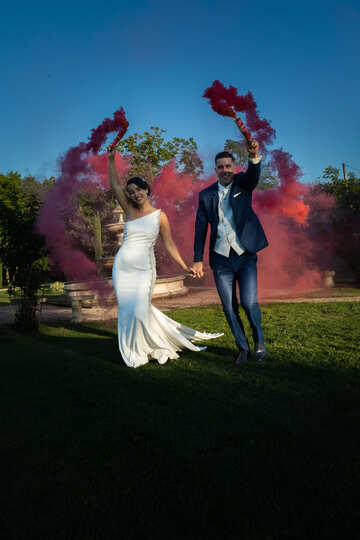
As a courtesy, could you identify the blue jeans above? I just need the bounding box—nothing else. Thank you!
[212,249,264,352]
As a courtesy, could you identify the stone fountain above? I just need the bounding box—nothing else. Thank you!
[64,204,188,321]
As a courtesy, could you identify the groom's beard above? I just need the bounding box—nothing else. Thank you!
[219,172,234,184]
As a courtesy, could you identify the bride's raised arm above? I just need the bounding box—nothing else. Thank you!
[159,211,196,276]
[107,147,130,213]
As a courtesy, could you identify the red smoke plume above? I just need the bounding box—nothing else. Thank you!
[254,149,309,224]
[149,82,334,296]
[151,162,213,272]
[204,81,312,223]
[87,152,127,190]
[203,80,276,148]
[86,108,129,154]
[151,159,330,296]
[37,91,334,301]
[36,108,129,290]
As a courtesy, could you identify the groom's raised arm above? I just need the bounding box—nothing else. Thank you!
[235,157,262,192]
[234,123,262,191]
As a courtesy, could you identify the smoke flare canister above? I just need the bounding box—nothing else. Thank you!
[234,115,253,143]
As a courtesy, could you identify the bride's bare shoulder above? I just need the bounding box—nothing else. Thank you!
[159,210,172,232]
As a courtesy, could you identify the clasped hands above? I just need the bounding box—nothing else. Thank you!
[186,262,204,279]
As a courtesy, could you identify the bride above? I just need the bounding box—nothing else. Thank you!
[107,147,222,368]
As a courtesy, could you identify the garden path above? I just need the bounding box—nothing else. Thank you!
[1,286,359,324]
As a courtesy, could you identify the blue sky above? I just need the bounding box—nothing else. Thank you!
[1,0,359,182]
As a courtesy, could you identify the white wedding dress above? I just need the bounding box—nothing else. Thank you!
[112,209,222,368]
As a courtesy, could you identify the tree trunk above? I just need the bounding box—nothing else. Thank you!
[15,290,39,331]
[93,212,103,262]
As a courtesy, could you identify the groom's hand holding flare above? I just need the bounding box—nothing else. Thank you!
[235,118,260,159]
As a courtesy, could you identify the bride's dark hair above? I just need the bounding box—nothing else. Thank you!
[126,177,151,196]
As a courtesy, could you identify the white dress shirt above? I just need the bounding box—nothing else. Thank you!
[214,156,262,258]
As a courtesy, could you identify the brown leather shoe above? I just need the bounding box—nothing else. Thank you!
[235,350,250,365]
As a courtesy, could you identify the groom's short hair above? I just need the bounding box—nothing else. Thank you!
[215,151,235,164]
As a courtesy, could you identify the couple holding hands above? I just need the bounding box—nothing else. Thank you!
[108,118,268,368]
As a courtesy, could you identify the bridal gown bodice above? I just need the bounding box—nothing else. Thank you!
[112,209,222,368]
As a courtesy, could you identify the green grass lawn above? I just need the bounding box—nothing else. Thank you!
[0,289,10,305]
[278,287,360,299]
[1,303,359,540]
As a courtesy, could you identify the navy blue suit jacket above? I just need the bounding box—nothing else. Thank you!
[194,160,268,268]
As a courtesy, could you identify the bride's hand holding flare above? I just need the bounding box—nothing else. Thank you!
[107,146,132,214]
[107,146,116,159]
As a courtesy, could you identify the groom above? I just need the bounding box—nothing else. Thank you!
[192,119,268,364]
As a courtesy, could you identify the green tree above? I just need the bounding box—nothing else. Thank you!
[320,166,360,213]
[316,165,360,282]
[116,126,204,182]
[69,188,116,265]
[224,139,279,190]
[20,175,56,201]
[0,172,50,330]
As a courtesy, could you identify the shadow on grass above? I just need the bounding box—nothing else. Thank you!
[44,320,118,339]
[1,309,359,540]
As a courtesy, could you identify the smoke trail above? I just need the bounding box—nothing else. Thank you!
[151,162,213,274]
[151,159,334,296]
[149,83,337,296]
[36,93,336,302]
[254,149,309,224]
[203,80,276,148]
[36,109,129,291]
